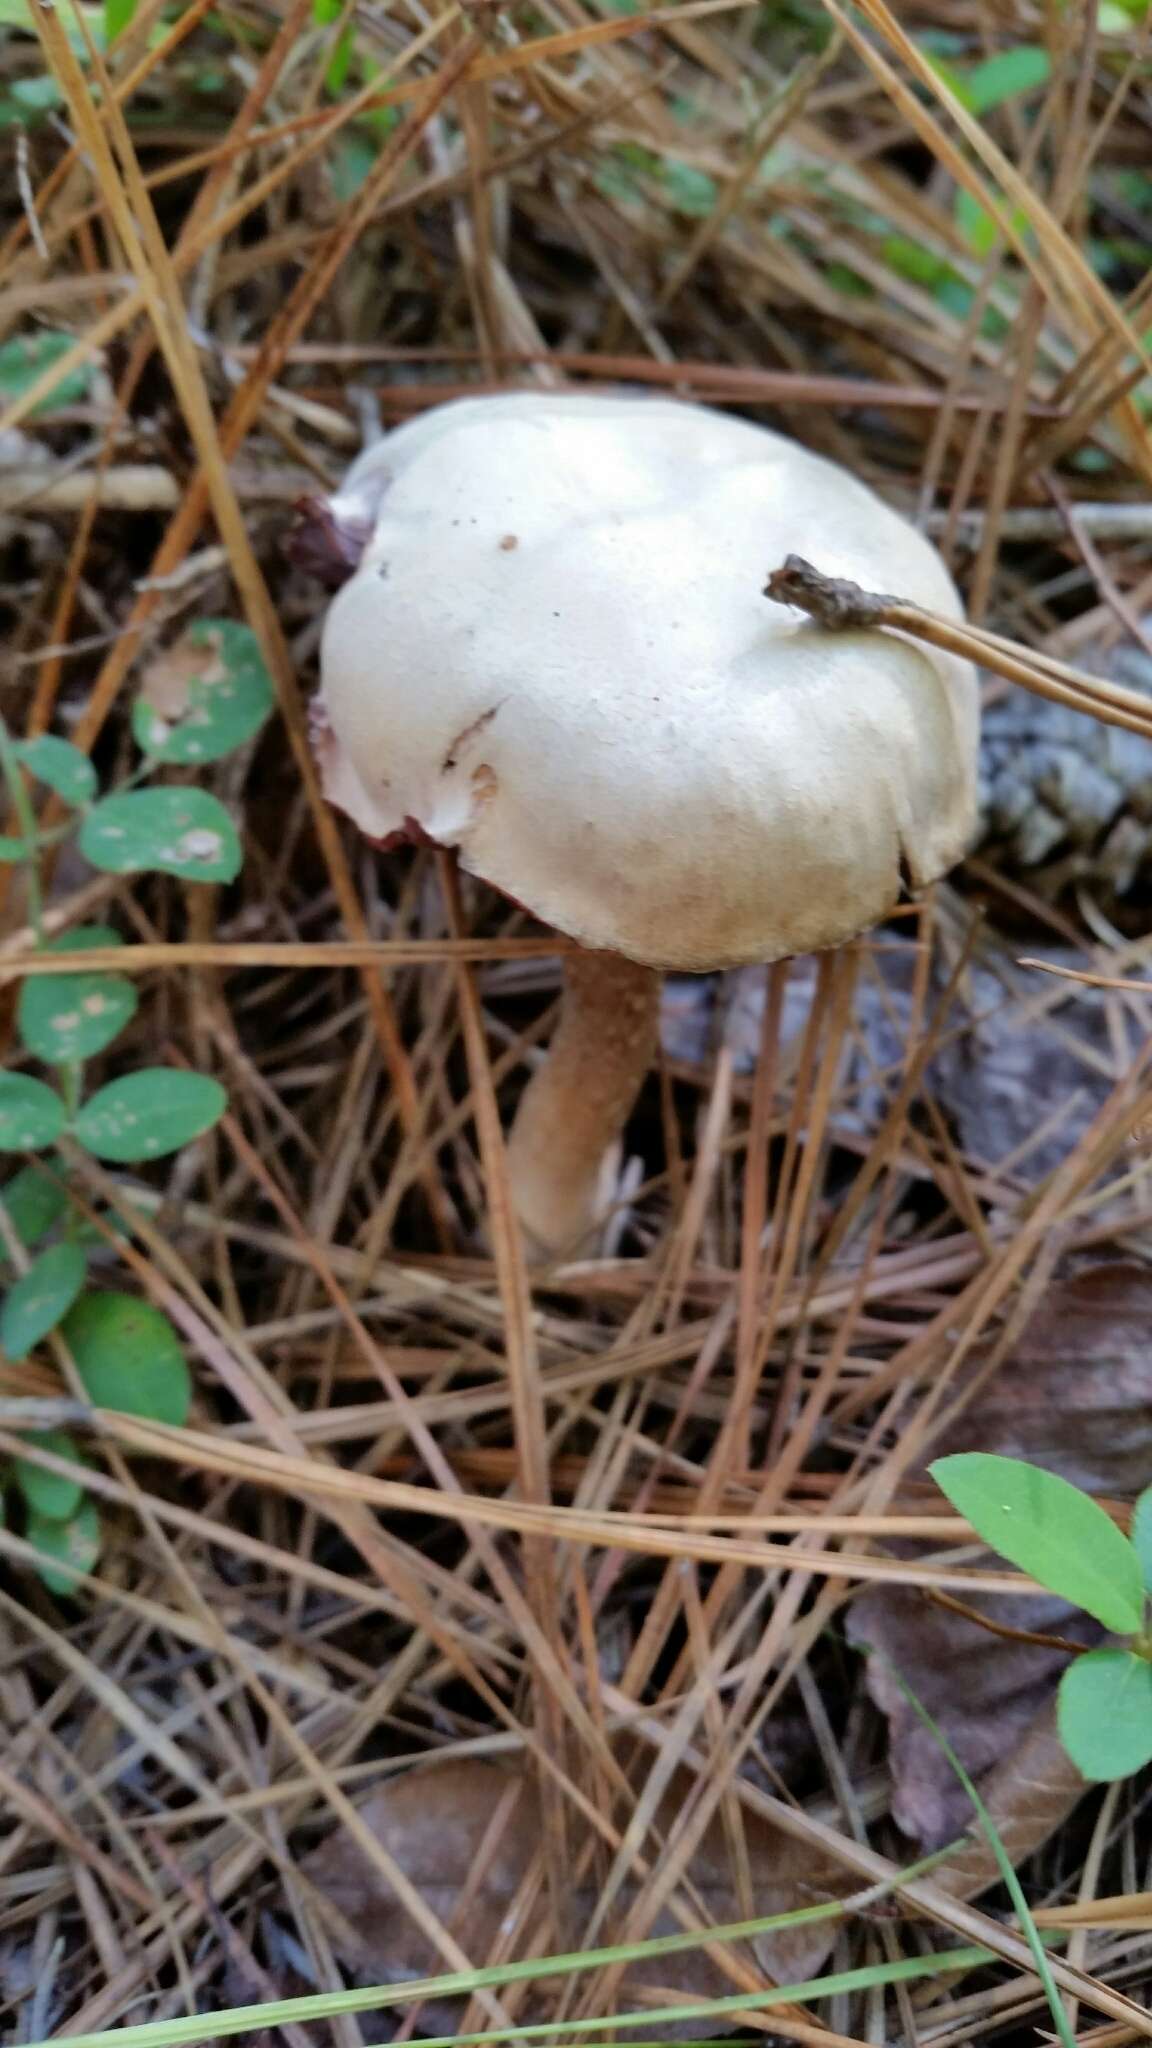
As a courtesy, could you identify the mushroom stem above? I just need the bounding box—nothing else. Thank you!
[506,948,661,1259]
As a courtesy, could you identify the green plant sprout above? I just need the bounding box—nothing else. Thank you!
[932,1452,1152,1783]
[0,619,272,1593]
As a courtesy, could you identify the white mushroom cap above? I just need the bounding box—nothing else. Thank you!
[317,392,978,971]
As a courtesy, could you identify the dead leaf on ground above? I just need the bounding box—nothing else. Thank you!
[850,1265,1152,1864]
[299,1758,855,2037]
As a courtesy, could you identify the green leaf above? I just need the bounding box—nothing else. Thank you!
[0,1074,66,1151]
[324,22,354,93]
[963,46,1051,113]
[59,1290,191,1425]
[79,788,242,883]
[0,75,64,131]
[0,1241,86,1359]
[663,160,718,217]
[27,1494,101,1596]
[14,1427,85,1521]
[18,926,137,1065]
[73,1068,226,1163]
[1132,1486,1152,1596]
[882,233,950,288]
[330,130,376,200]
[105,0,137,37]
[0,1162,68,1244]
[931,1453,1146,1635]
[955,187,998,259]
[0,835,35,861]
[131,621,274,766]
[1058,1650,1152,1781]
[13,734,97,805]
[0,331,92,415]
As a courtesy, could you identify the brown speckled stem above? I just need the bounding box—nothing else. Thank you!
[506,949,660,1259]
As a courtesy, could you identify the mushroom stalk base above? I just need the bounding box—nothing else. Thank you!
[506,950,661,1260]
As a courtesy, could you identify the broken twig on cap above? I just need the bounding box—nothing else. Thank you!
[764,553,1152,744]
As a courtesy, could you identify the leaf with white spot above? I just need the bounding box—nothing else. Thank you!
[72,1068,226,1162]
[133,620,274,765]
[13,734,97,805]
[17,926,137,1064]
[0,1074,66,1151]
[0,1240,86,1358]
[79,788,241,883]
[27,1494,101,1596]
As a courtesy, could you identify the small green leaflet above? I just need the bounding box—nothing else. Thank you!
[0,835,35,862]
[14,1428,85,1522]
[79,788,242,883]
[132,621,274,766]
[17,926,137,1065]
[105,0,138,39]
[1132,1486,1152,1596]
[1058,1650,1152,1782]
[930,1453,1146,1636]
[0,1240,87,1359]
[59,1291,191,1426]
[963,46,1051,114]
[13,734,97,805]
[0,331,93,415]
[0,1074,66,1151]
[73,1069,226,1163]
[0,1162,67,1243]
[27,1494,101,1596]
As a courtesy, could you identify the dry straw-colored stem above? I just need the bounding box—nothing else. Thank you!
[764,553,1152,743]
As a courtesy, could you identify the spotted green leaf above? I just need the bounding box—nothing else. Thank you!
[27,1494,101,1596]
[132,621,274,766]
[59,1290,191,1425]
[72,1069,226,1163]
[931,1453,1146,1636]
[79,788,241,882]
[13,734,97,805]
[0,1074,66,1151]
[17,926,137,1065]
[0,1240,86,1358]
[1058,1650,1152,1781]
[14,1427,85,1521]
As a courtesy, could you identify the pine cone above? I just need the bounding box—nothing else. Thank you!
[978,635,1152,892]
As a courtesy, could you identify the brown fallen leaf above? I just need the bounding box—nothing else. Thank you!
[850,1265,1152,1868]
[299,1757,855,2037]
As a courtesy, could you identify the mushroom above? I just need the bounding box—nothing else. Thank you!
[314,392,978,1258]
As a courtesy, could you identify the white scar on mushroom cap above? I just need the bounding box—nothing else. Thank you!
[317,393,978,974]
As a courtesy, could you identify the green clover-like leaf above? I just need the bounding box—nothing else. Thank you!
[0,1240,86,1358]
[0,1073,66,1152]
[14,1427,85,1522]
[59,1290,191,1425]
[132,620,274,766]
[1058,1649,1152,1782]
[79,788,241,883]
[73,1069,226,1163]
[931,1453,1146,1636]
[13,734,97,805]
[17,926,137,1065]
[27,1493,101,1596]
